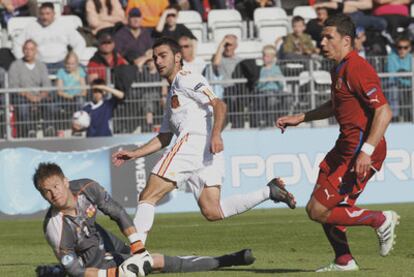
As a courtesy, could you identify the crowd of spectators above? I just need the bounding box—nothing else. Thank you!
[0,0,413,139]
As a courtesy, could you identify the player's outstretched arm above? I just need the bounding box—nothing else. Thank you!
[112,132,174,167]
[210,98,227,153]
[276,100,333,133]
[303,100,334,122]
[355,103,392,178]
[276,113,305,133]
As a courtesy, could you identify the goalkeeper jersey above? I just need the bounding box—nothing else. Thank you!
[43,179,133,277]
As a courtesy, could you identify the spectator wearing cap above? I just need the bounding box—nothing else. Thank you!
[153,4,196,41]
[113,8,153,65]
[86,0,127,35]
[12,2,86,72]
[126,0,169,28]
[87,32,128,82]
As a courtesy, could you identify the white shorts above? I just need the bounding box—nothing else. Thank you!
[151,133,225,199]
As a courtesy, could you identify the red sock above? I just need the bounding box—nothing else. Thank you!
[326,206,386,228]
[336,254,353,265]
[322,224,352,265]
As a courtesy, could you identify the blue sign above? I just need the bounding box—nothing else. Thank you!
[0,147,110,215]
[0,124,413,215]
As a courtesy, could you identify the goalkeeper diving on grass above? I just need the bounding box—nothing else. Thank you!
[33,162,255,277]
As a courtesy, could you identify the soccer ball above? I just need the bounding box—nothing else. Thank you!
[72,111,91,128]
[118,251,153,277]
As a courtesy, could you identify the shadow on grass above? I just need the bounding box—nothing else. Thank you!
[218,268,313,274]
[218,267,376,274]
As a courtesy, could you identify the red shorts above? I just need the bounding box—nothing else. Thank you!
[313,169,375,209]
[313,137,386,209]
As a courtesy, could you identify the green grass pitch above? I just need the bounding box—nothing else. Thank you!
[1,203,413,276]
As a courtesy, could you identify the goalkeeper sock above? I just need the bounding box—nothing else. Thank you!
[322,224,353,265]
[326,206,385,228]
[133,202,155,244]
[215,249,255,267]
[220,186,269,218]
[162,255,219,273]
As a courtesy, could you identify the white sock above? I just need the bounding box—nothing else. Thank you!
[220,186,270,218]
[133,202,155,244]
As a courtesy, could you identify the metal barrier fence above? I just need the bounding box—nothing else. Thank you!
[0,56,413,140]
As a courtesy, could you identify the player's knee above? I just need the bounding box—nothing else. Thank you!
[139,189,163,204]
[139,184,171,204]
[306,203,323,222]
[200,207,222,221]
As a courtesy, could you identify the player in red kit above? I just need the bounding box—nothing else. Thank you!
[276,14,399,272]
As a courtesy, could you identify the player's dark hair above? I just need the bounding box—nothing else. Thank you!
[39,2,55,11]
[292,16,305,25]
[152,37,183,67]
[325,14,356,46]
[33,162,65,190]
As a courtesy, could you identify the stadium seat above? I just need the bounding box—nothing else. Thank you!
[253,7,289,44]
[208,9,243,42]
[236,40,264,59]
[279,0,308,15]
[299,70,331,91]
[79,46,97,66]
[196,40,263,62]
[7,17,36,41]
[8,15,82,45]
[177,10,205,42]
[196,41,217,61]
[59,15,83,30]
[293,6,317,23]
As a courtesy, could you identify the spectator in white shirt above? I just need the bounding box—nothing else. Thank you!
[178,35,206,75]
[13,2,86,73]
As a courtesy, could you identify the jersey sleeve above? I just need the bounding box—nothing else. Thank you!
[346,61,388,109]
[179,72,217,105]
[159,108,171,133]
[83,181,134,232]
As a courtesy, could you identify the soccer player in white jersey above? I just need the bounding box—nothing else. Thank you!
[112,37,296,244]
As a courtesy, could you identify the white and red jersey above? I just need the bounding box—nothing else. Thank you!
[160,70,217,137]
